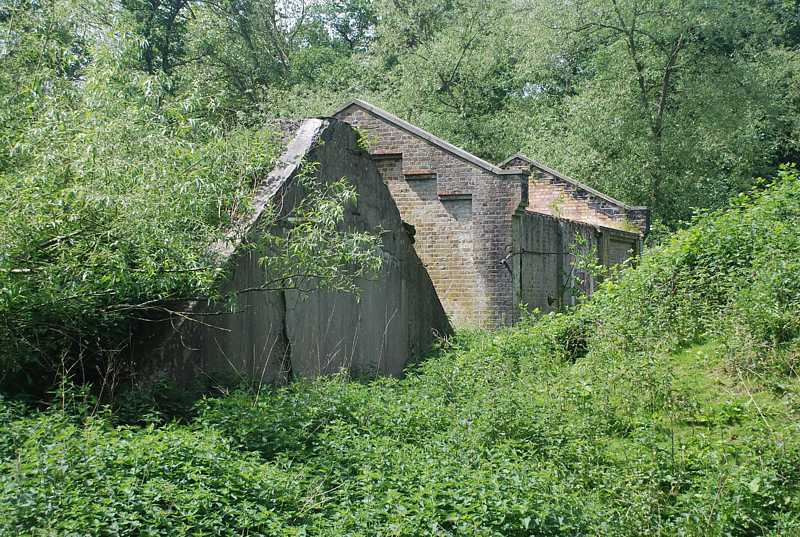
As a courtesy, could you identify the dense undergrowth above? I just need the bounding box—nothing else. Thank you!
[1,170,800,535]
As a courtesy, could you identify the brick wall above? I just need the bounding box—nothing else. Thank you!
[374,155,477,325]
[334,105,526,328]
[502,155,649,235]
[334,102,643,328]
[527,175,624,229]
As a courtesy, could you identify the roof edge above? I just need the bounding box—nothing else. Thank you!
[523,208,641,239]
[211,118,328,259]
[332,99,523,176]
[500,153,647,212]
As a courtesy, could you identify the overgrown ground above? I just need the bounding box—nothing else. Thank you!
[2,171,800,536]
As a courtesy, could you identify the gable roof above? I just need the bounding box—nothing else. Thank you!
[332,99,523,176]
[499,153,647,212]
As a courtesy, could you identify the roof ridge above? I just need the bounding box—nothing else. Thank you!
[332,99,523,176]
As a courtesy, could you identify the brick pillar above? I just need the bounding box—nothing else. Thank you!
[472,171,528,327]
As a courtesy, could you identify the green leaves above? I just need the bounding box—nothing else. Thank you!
[4,164,800,531]
[0,5,381,393]
[258,164,381,296]
[0,53,283,381]
[2,4,800,533]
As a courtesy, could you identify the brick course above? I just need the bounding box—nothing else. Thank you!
[500,154,650,234]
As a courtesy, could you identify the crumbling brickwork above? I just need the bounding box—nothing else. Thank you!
[501,154,649,234]
[334,100,648,328]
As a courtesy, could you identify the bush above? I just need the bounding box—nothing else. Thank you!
[582,165,800,365]
[0,403,322,536]
[4,320,800,535]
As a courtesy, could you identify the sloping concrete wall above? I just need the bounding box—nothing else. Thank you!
[133,118,451,387]
[285,120,450,378]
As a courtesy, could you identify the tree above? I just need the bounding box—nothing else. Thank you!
[0,0,381,394]
[518,0,800,226]
[311,0,377,51]
[371,0,529,160]
[121,0,193,75]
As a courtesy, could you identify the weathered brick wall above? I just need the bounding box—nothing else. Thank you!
[374,155,477,325]
[335,104,526,328]
[527,174,623,229]
[502,156,649,235]
[334,102,642,327]
[471,174,525,326]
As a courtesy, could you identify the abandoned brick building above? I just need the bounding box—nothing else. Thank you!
[137,103,649,387]
[334,99,649,329]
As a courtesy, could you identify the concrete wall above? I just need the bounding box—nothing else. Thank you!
[133,118,451,387]
[511,211,641,313]
[335,103,527,328]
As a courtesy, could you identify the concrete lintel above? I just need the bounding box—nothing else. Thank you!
[404,168,437,177]
[522,208,640,241]
[438,193,472,201]
[371,150,402,160]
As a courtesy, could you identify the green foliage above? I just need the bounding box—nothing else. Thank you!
[4,174,800,535]
[3,1,800,534]
[0,2,381,392]
[361,0,800,227]
[258,161,382,295]
[121,0,192,75]
[0,27,282,382]
[0,407,314,536]
[8,0,797,229]
[582,165,800,359]
[518,0,796,226]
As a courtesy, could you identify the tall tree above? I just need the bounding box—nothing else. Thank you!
[519,0,800,226]
[121,0,193,75]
